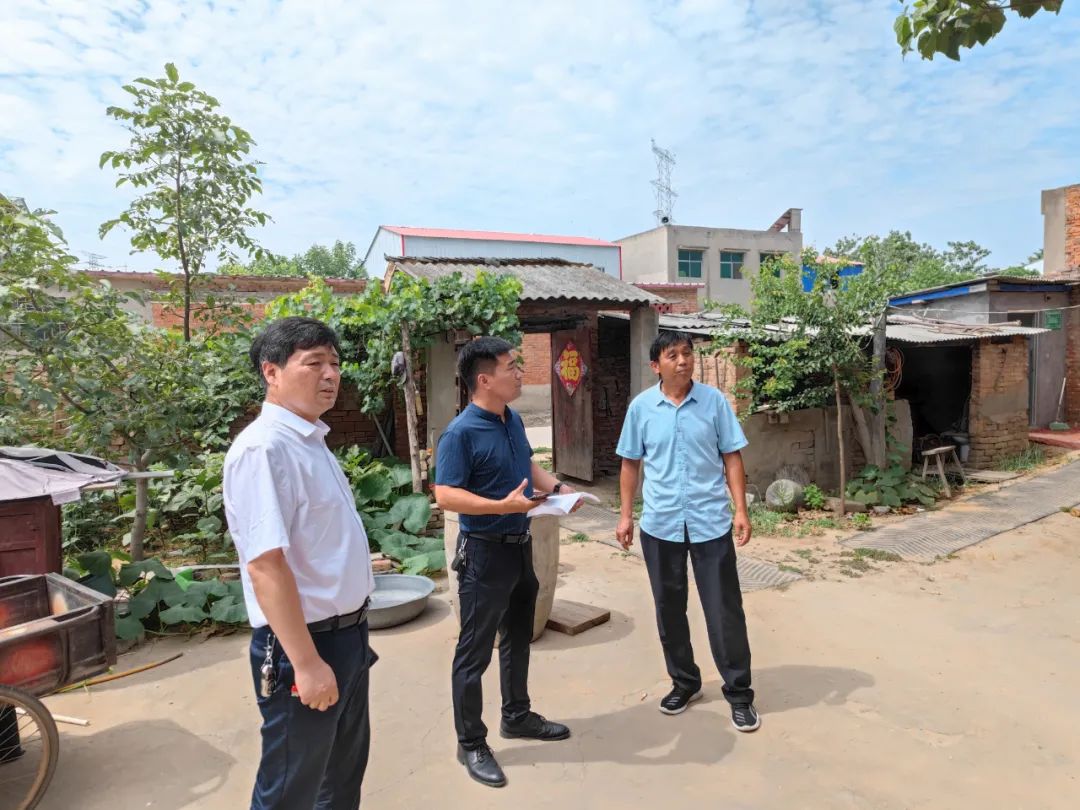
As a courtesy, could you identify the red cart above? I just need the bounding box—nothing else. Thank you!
[0,574,117,810]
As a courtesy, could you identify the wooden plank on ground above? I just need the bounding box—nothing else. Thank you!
[965,470,1021,483]
[546,599,610,636]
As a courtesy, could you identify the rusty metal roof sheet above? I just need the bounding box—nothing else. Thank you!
[384,257,663,306]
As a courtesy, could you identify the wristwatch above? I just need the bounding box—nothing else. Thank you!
[552,482,564,494]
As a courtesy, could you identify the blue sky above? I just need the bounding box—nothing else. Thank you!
[2,0,1079,271]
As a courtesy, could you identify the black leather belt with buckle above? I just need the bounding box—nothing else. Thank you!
[464,531,531,545]
[307,598,370,633]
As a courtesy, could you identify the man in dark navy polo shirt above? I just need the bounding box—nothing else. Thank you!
[434,336,573,789]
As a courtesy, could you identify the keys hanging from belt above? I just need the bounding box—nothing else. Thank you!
[259,633,276,698]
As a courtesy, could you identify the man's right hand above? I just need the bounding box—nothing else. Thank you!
[616,516,635,550]
[293,656,339,712]
[501,478,535,514]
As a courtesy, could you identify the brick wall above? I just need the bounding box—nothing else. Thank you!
[967,336,1030,467]
[520,332,551,385]
[594,316,631,477]
[230,381,421,462]
[152,301,267,330]
[1067,286,1080,424]
[692,338,751,415]
[635,283,703,314]
[1066,185,1080,278]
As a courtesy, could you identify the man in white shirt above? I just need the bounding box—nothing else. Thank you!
[224,317,376,810]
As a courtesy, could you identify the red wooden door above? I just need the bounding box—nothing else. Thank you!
[0,497,62,577]
[551,326,594,481]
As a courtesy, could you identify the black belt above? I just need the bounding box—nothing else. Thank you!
[464,531,531,545]
[307,599,370,633]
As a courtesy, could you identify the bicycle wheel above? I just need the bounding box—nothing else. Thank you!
[0,686,58,810]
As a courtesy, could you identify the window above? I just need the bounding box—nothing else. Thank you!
[759,252,783,277]
[677,249,704,279]
[719,251,744,280]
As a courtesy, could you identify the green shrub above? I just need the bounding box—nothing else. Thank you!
[802,483,827,511]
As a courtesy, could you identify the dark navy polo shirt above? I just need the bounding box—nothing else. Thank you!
[435,403,534,535]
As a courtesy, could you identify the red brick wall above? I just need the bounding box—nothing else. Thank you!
[1067,286,1080,424]
[231,382,421,462]
[692,339,751,415]
[520,332,551,385]
[1066,185,1080,277]
[968,336,1030,467]
[657,287,702,314]
[152,301,267,330]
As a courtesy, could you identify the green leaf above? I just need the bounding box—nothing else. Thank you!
[197,515,223,536]
[387,465,414,489]
[115,613,146,640]
[145,577,186,607]
[387,493,431,534]
[126,589,157,620]
[209,595,248,624]
[77,550,113,579]
[401,550,445,575]
[79,572,117,598]
[164,62,179,82]
[158,603,209,625]
[354,470,393,506]
[118,557,174,587]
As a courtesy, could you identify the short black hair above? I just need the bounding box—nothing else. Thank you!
[649,331,695,363]
[250,317,341,387]
[458,336,515,393]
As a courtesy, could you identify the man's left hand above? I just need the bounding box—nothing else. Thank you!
[733,510,751,547]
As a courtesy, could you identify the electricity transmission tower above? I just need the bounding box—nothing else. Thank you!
[651,139,677,225]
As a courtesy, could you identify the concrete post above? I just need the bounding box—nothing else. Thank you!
[629,305,659,399]
[425,333,458,452]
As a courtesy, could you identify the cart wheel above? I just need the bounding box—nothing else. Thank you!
[0,686,58,810]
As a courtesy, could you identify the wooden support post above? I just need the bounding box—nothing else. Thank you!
[400,324,423,494]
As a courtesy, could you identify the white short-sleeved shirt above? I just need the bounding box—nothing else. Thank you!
[223,402,374,628]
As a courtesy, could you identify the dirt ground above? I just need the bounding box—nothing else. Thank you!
[35,506,1080,810]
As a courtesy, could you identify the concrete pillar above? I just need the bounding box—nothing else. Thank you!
[425,333,458,452]
[629,305,659,399]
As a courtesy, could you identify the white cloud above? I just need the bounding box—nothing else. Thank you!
[1,0,1078,270]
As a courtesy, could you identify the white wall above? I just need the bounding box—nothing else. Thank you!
[618,224,803,307]
[363,227,406,274]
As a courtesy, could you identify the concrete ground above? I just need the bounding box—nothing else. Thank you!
[37,509,1080,809]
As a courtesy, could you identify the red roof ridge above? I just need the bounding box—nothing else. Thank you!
[383,225,617,248]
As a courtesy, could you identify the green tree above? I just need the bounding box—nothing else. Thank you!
[267,271,522,489]
[99,62,269,341]
[713,253,892,513]
[222,240,365,279]
[895,0,1064,61]
[1,194,260,559]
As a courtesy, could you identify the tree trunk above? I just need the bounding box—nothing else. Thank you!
[183,269,191,343]
[129,453,152,562]
[833,367,847,517]
[849,397,876,467]
[864,313,889,468]
[399,325,423,494]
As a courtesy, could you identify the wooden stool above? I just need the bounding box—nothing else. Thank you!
[920,444,966,497]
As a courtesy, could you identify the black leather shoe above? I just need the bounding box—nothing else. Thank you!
[500,712,571,741]
[457,744,506,788]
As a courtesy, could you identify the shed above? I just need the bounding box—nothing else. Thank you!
[384,257,662,481]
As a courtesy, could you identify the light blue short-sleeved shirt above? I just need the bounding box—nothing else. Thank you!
[616,382,748,543]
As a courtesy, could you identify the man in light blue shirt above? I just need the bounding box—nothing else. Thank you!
[616,331,760,732]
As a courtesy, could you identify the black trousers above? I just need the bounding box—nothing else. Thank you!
[248,621,376,809]
[640,527,754,705]
[451,534,539,749]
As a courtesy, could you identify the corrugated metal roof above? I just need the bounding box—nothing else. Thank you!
[644,312,1047,344]
[881,315,1047,344]
[385,257,663,305]
[382,226,617,248]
